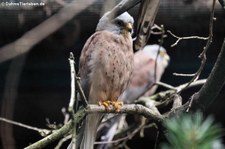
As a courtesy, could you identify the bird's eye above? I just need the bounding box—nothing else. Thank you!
[116,20,124,26]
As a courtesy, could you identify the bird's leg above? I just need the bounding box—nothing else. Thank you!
[98,100,111,111]
[111,101,123,112]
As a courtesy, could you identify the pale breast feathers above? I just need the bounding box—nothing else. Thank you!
[79,31,133,101]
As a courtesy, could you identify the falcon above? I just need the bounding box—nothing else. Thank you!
[120,44,170,102]
[78,11,134,149]
[97,44,170,149]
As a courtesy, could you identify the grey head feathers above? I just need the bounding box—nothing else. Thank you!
[96,11,134,34]
[143,44,170,67]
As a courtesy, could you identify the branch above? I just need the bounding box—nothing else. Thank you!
[218,0,225,9]
[167,30,208,47]
[0,0,96,63]
[107,0,141,19]
[75,77,88,105]
[87,104,164,122]
[177,0,216,97]
[25,104,164,149]
[144,79,206,108]
[191,38,225,109]
[24,108,86,149]
[54,134,72,149]
[0,54,26,149]
[68,52,77,149]
[0,81,167,149]
[68,52,76,113]
[176,79,206,92]
[154,79,206,100]
[4,78,206,149]
[134,0,160,51]
[0,117,51,137]
[25,120,73,149]
[185,0,216,110]
[155,81,176,90]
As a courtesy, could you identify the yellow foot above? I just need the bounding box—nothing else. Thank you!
[111,101,123,112]
[98,100,111,111]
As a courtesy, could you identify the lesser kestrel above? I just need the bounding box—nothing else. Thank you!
[97,44,170,149]
[79,11,134,149]
[120,44,170,102]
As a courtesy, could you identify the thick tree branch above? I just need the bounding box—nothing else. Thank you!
[24,120,73,149]
[218,0,225,9]
[134,0,160,51]
[0,0,96,63]
[87,104,164,122]
[24,104,164,149]
[107,0,141,19]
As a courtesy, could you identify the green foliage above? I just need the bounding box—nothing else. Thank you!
[161,112,223,149]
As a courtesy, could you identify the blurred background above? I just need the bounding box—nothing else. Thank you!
[0,0,225,148]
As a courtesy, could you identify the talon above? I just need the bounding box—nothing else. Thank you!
[98,100,111,111]
[111,101,123,112]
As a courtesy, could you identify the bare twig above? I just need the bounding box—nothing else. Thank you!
[75,77,88,105]
[68,52,77,149]
[149,79,206,108]
[167,30,208,47]
[155,82,176,90]
[151,24,164,35]
[176,79,206,92]
[170,0,215,100]
[0,117,51,137]
[95,117,147,145]
[96,116,159,147]
[173,72,195,77]
[25,108,86,149]
[68,52,76,113]
[54,134,72,149]
[142,79,206,102]
[190,37,225,110]
[61,107,70,125]
[186,0,216,111]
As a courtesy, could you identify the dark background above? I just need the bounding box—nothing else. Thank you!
[0,0,225,148]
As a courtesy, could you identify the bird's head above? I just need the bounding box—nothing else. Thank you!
[143,44,170,68]
[96,11,134,36]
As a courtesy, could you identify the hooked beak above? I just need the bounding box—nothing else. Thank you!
[164,53,170,62]
[160,51,170,62]
[125,22,133,33]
